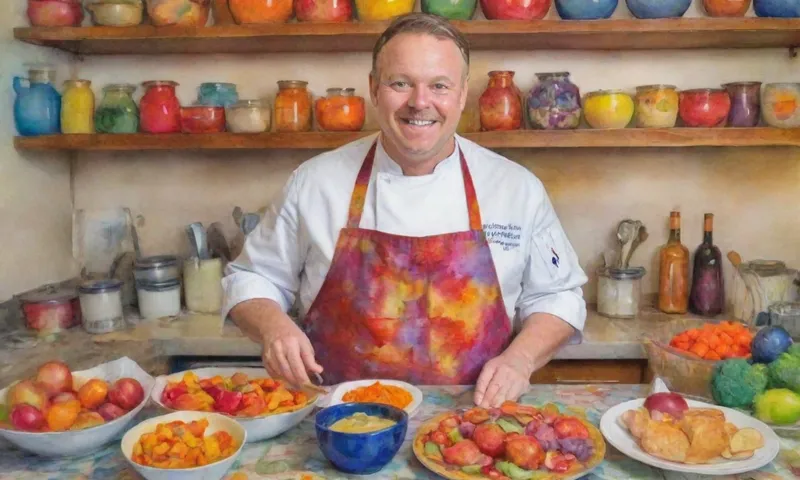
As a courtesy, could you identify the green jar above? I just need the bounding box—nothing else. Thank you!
[95,84,139,134]
[421,0,477,19]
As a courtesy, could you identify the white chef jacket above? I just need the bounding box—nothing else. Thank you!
[222,133,588,342]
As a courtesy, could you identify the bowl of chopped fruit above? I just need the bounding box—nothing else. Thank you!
[151,367,320,442]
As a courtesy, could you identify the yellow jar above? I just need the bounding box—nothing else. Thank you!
[355,0,415,21]
[634,84,678,128]
[61,79,95,134]
[583,89,634,129]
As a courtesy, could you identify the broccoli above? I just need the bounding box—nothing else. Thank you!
[711,359,769,408]
[769,350,800,392]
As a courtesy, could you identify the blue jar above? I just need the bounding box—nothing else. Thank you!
[754,0,800,16]
[198,82,239,107]
[556,0,617,19]
[14,67,61,136]
[626,0,690,17]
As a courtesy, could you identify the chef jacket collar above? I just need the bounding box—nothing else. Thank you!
[375,134,461,177]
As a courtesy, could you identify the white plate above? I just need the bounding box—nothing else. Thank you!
[600,398,780,475]
[0,356,155,457]
[121,410,246,480]
[320,379,423,418]
[151,367,318,443]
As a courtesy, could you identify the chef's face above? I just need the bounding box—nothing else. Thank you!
[370,33,468,173]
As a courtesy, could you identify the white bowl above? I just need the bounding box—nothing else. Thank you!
[121,411,246,480]
[321,379,423,418]
[0,356,155,457]
[151,367,318,443]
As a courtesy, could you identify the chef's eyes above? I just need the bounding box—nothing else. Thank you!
[389,81,451,92]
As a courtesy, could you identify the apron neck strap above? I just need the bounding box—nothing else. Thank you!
[347,139,483,231]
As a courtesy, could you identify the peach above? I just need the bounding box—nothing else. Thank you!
[46,400,80,431]
[78,379,108,410]
[173,393,207,411]
[108,378,144,410]
[51,391,79,404]
[35,361,73,398]
[69,411,105,430]
[506,435,546,470]
[442,439,484,466]
[7,380,50,413]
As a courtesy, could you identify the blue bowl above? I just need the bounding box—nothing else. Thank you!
[754,0,800,16]
[626,0,690,18]
[315,403,408,475]
[556,0,618,19]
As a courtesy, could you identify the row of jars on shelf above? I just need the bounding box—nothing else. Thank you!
[13,68,366,136]
[25,0,800,29]
[471,71,800,131]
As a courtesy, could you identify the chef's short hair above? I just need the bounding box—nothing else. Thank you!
[371,13,470,79]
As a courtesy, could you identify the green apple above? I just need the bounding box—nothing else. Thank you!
[754,388,800,425]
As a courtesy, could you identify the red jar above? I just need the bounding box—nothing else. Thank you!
[679,88,731,128]
[295,0,352,21]
[480,0,550,19]
[19,284,81,336]
[140,80,181,134]
[479,71,523,131]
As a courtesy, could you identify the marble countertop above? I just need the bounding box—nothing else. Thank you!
[0,384,796,479]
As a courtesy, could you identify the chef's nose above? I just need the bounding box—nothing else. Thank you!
[408,85,431,109]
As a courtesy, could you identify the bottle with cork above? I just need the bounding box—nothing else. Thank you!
[690,213,724,316]
[658,211,690,314]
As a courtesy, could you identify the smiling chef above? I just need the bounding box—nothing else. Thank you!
[222,13,588,408]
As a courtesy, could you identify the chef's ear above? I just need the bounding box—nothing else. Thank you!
[368,70,379,107]
[459,73,469,111]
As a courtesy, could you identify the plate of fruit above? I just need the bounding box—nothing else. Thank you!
[600,390,780,475]
[0,356,154,457]
[413,401,606,480]
[151,367,319,442]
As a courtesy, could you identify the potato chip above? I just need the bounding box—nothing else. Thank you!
[721,448,754,460]
[730,428,764,453]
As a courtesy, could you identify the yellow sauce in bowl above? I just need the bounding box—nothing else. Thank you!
[330,412,397,434]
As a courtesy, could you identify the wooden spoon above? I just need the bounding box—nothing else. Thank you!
[727,250,743,268]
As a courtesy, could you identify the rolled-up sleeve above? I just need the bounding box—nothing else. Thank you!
[516,181,588,344]
[221,169,307,319]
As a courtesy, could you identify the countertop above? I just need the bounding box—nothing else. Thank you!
[0,384,796,479]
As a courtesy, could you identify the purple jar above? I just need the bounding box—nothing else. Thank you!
[527,72,582,130]
[722,81,761,127]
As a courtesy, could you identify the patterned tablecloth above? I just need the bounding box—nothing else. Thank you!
[1,384,798,480]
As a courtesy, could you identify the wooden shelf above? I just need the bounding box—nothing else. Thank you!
[14,18,800,55]
[13,128,800,151]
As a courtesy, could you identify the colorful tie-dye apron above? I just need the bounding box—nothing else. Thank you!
[305,140,512,385]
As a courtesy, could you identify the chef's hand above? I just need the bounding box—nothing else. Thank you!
[474,351,532,408]
[261,314,324,387]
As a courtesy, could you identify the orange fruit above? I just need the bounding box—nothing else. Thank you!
[46,400,80,431]
[78,379,108,410]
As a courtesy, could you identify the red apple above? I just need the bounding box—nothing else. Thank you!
[10,404,45,431]
[35,361,73,397]
[97,402,127,421]
[108,378,144,410]
[643,392,689,420]
[7,380,50,413]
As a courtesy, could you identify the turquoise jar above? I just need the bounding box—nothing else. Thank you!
[95,84,139,134]
[421,0,477,19]
[13,66,61,136]
[198,82,239,107]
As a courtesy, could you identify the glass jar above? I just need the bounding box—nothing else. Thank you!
[18,285,81,336]
[184,257,223,313]
[354,0,414,20]
[678,88,731,128]
[634,84,678,128]
[597,267,646,319]
[315,88,366,132]
[96,84,139,134]
[78,279,125,334]
[86,1,144,26]
[137,279,181,320]
[145,0,210,26]
[180,105,226,133]
[583,89,634,129]
[140,80,181,134]
[274,80,312,132]
[13,65,61,137]
[527,72,581,130]
[723,82,761,127]
[61,79,95,134]
[27,0,84,27]
[480,0,550,19]
[421,0,477,19]
[198,82,239,107]
[761,83,800,128]
[295,0,353,21]
[478,71,523,131]
[229,0,294,23]
[226,99,272,133]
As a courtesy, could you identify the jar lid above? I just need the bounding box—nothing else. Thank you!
[142,80,179,88]
[103,83,137,93]
[342,88,356,96]
[585,89,630,98]
[64,79,91,87]
[601,266,646,280]
[635,84,677,91]
[200,82,237,89]
[18,284,78,305]
[743,260,787,277]
[137,278,181,292]
[78,279,124,294]
[228,99,265,108]
[326,87,343,95]
[535,71,570,78]
[277,80,308,89]
[135,255,179,269]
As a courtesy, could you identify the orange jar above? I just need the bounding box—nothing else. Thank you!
[315,88,366,131]
[229,0,293,23]
[274,80,312,132]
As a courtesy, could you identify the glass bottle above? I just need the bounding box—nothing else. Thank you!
[61,79,95,134]
[13,65,61,136]
[478,71,522,131]
[690,213,725,316]
[139,80,181,134]
[658,211,690,314]
[274,80,312,132]
[95,84,139,134]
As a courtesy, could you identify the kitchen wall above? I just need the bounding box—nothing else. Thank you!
[72,3,800,304]
[0,4,75,301]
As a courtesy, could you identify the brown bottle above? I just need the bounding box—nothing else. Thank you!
[658,211,690,314]
[690,213,724,316]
